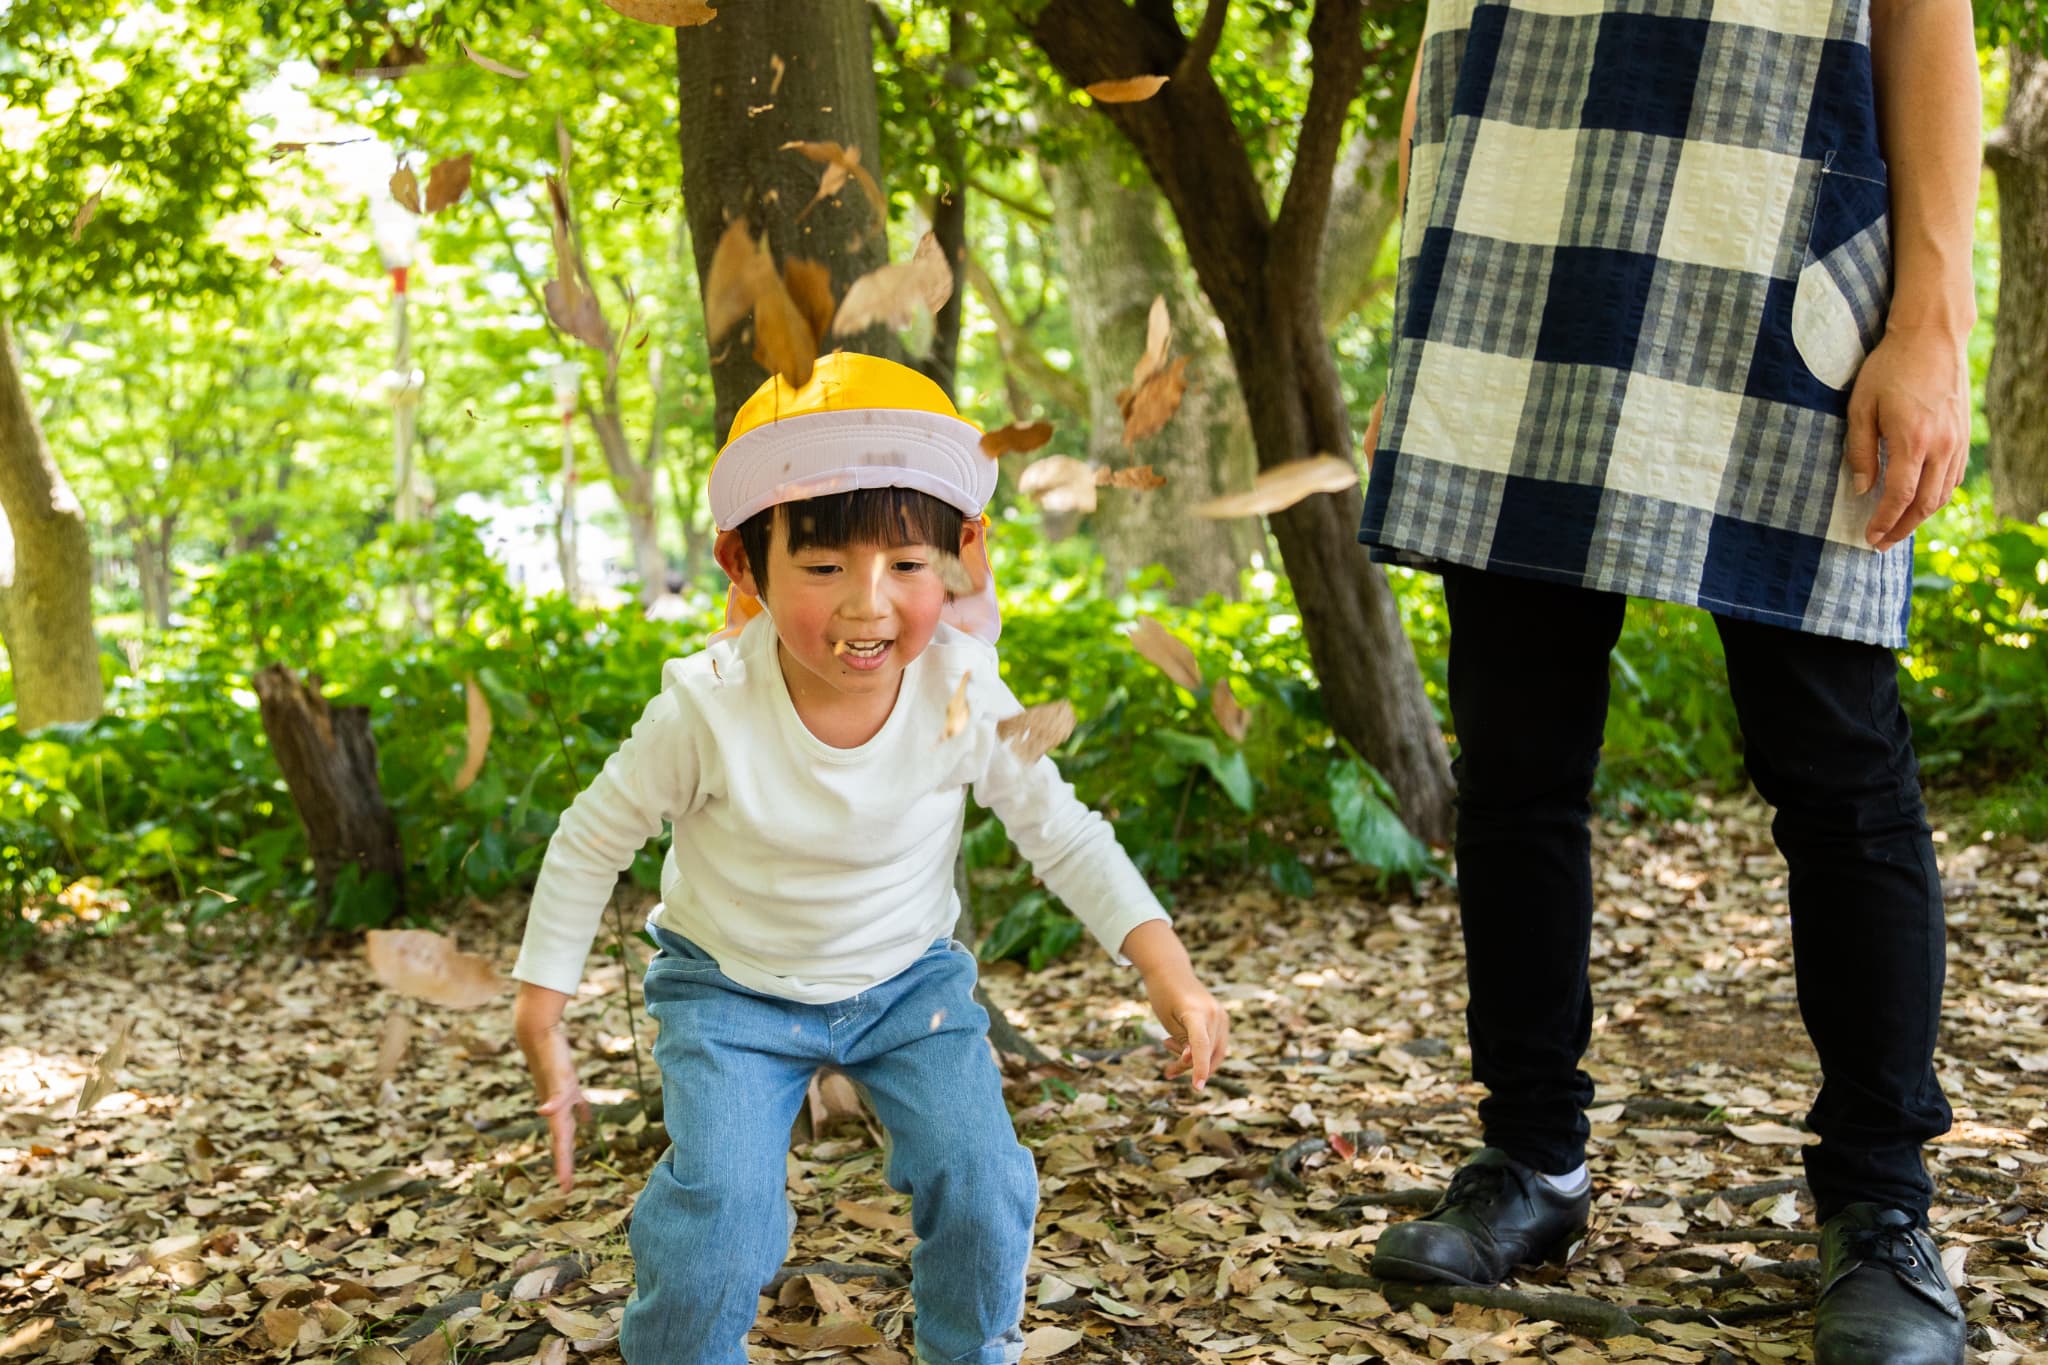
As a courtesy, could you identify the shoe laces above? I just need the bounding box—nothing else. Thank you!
[1437,1161,1511,1215]
[1845,1217,1930,1285]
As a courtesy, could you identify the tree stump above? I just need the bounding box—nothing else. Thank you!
[254,664,406,927]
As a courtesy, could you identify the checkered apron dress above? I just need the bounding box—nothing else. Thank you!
[1358,0,1911,646]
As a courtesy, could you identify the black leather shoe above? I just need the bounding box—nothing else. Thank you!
[1369,1148,1590,1287]
[1814,1204,1964,1365]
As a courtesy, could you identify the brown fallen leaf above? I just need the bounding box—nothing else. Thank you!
[1128,617,1203,694]
[750,265,819,390]
[365,929,507,1009]
[1096,464,1166,491]
[998,701,1076,765]
[1085,75,1170,103]
[832,231,953,338]
[1132,295,1171,390]
[1022,1324,1087,1359]
[389,165,422,214]
[1210,678,1251,743]
[1017,455,1098,514]
[833,1197,913,1233]
[945,671,972,740]
[75,1014,133,1115]
[371,1006,410,1088]
[457,39,529,79]
[600,0,718,26]
[1193,454,1359,518]
[769,53,787,95]
[764,1316,885,1350]
[424,154,473,213]
[533,1340,570,1365]
[1120,354,1190,447]
[453,674,492,792]
[783,139,887,221]
[980,420,1054,459]
[260,1306,305,1351]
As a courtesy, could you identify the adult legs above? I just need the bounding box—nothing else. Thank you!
[1441,565,1627,1174]
[1715,614,1950,1221]
[844,944,1037,1365]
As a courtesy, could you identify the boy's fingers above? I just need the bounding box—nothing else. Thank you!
[1205,1011,1230,1078]
[1184,1016,1213,1089]
[549,1108,577,1192]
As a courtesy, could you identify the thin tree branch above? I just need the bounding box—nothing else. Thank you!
[968,175,1054,224]
[1273,0,1370,293]
[1177,0,1230,81]
[961,252,1089,413]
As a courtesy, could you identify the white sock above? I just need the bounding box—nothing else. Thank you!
[1539,1163,1590,1195]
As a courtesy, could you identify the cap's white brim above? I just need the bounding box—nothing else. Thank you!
[710,408,994,530]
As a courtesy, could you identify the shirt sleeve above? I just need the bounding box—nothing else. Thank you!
[968,678,1169,965]
[513,685,701,996]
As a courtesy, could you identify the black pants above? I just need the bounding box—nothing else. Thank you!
[1442,565,1951,1221]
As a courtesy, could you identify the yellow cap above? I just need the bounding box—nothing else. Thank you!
[709,353,995,531]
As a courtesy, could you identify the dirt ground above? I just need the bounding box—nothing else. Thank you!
[3,797,2044,1363]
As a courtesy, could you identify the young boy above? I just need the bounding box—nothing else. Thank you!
[511,352,1229,1365]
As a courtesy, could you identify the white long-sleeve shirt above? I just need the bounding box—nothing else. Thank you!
[513,611,1168,1004]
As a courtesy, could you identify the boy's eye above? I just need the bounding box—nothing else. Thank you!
[894,560,926,573]
[804,564,840,576]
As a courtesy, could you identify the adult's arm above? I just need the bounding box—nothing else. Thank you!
[1852,0,1980,551]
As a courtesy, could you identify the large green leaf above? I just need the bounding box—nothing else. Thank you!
[1155,730,1256,812]
[1327,755,1442,891]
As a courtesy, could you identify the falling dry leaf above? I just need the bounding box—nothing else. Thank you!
[781,257,836,348]
[1194,455,1359,518]
[453,675,492,792]
[980,421,1054,459]
[769,53,787,95]
[389,165,422,214]
[1017,456,1098,515]
[424,154,473,213]
[365,929,507,1009]
[807,1070,867,1138]
[69,191,102,242]
[1128,617,1202,694]
[1211,678,1251,742]
[1120,354,1190,447]
[783,140,887,220]
[1085,75,1170,103]
[543,176,612,354]
[998,701,1076,765]
[832,231,953,339]
[704,219,762,341]
[599,0,718,25]
[371,1006,410,1087]
[1133,295,1171,389]
[1725,1121,1811,1146]
[457,39,529,79]
[702,221,816,387]
[75,1015,133,1115]
[1096,464,1166,491]
[751,270,819,390]
[944,671,972,740]
[933,549,974,596]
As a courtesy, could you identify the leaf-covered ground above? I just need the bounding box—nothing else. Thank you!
[5,798,2045,1364]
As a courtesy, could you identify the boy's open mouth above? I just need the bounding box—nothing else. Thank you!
[833,639,893,668]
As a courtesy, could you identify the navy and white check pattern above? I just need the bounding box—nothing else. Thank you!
[1359,0,1911,646]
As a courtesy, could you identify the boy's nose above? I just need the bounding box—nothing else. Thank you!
[841,561,891,622]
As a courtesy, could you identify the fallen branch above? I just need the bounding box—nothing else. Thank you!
[1690,1227,1822,1245]
[764,1262,908,1292]
[392,1255,592,1348]
[1267,1131,1386,1193]
[1283,1265,1811,1336]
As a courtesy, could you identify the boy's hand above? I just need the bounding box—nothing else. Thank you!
[514,984,591,1192]
[1118,920,1230,1090]
[1147,971,1230,1090]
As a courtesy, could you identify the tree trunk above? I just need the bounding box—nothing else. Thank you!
[1026,0,1455,842]
[675,0,899,440]
[1987,48,2048,525]
[1047,123,1259,602]
[915,8,972,400]
[0,312,103,732]
[254,664,407,927]
[1320,134,1401,331]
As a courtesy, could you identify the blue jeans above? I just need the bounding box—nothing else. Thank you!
[620,927,1037,1365]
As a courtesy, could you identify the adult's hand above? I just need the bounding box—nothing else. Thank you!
[1844,323,1970,553]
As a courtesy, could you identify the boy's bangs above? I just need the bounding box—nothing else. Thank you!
[784,487,962,555]
[738,486,964,590]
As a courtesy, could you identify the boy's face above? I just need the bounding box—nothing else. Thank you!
[717,508,980,712]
